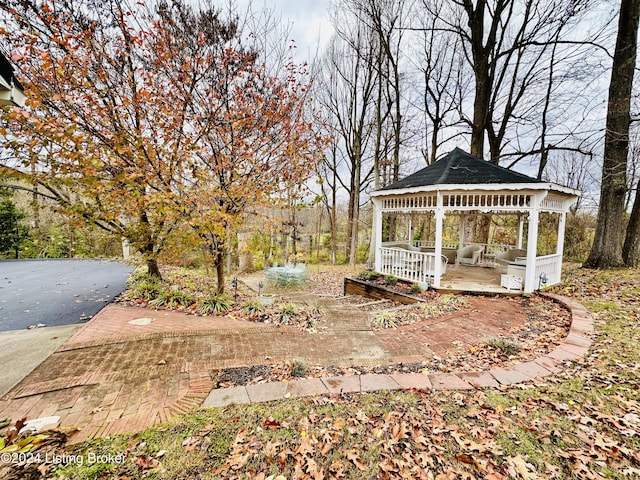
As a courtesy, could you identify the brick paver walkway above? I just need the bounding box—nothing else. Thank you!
[374,296,526,362]
[0,282,593,445]
[202,294,594,408]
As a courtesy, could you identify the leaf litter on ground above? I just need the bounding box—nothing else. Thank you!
[3,264,640,479]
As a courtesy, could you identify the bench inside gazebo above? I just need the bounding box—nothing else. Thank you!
[370,148,580,294]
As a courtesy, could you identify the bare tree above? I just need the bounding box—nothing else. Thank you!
[358,0,408,186]
[318,24,378,264]
[586,0,639,268]
[415,0,468,165]
[544,151,597,213]
[418,0,595,164]
[317,146,340,265]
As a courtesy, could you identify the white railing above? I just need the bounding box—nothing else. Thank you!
[442,193,531,210]
[381,240,413,249]
[379,247,447,285]
[381,194,438,211]
[540,195,566,212]
[381,241,518,254]
[482,243,514,255]
[413,240,460,249]
[534,254,562,287]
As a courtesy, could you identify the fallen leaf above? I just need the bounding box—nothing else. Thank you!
[135,454,161,471]
[454,453,484,472]
[263,417,281,430]
[345,449,367,471]
[505,454,540,479]
[182,436,200,453]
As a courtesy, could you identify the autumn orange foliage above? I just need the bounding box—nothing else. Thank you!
[0,0,325,287]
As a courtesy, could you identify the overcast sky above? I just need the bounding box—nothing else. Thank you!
[246,0,334,62]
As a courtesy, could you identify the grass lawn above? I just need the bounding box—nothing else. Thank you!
[2,266,639,479]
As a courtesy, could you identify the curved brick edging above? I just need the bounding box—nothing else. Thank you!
[201,293,594,407]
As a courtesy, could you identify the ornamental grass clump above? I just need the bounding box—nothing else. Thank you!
[485,337,522,356]
[439,294,468,310]
[150,288,194,308]
[274,302,299,325]
[126,269,165,300]
[130,278,164,300]
[419,302,440,317]
[372,311,398,329]
[126,269,156,286]
[289,359,308,378]
[241,299,265,316]
[384,275,398,286]
[197,294,233,314]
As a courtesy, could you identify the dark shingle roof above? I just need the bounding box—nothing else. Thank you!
[380,148,541,191]
[0,51,24,90]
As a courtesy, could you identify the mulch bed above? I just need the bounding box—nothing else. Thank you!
[115,266,326,331]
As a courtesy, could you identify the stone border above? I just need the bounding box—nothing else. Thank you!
[201,293,593,408]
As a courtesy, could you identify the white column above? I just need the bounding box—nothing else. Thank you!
[557,212,567,256]
[433,191,444,288]
[433,208,444,288]
[524,193,547,293]
[372,197,383,272]
[517,215,525,249]
[524,208,539,293]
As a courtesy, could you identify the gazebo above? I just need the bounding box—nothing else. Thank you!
[370,148,580,293]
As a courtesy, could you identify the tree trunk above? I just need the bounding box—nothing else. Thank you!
[146,258,162,279]
[290,206,298,258]
[30,164,41,256]
[330,181,337,265]
[349,202,360,265]
[477,215,492,245]
[348,145,362,266]
[465,0,490,160]
[139,209,162,279]
[238,232,253,273]
[216,249,225,294]
[470,71,489,160]
[585,0,639,268]
[623,179,640,266]
[205,233,226,294]
[142,239,162,279]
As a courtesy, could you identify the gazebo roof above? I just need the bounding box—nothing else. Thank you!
[380,148,542,191]
[0,51,26,107]
[371,149,579,294]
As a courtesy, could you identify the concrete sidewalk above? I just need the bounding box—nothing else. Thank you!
[0,289,593,444]
[0,324,81,397]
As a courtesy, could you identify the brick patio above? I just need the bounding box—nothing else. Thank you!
[0,290,593,444]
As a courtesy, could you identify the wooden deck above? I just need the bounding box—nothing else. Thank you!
[436,263,520,295]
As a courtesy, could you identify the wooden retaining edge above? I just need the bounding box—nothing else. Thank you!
[343,277,424,305]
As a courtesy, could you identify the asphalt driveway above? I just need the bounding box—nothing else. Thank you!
[0,258,132,332]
